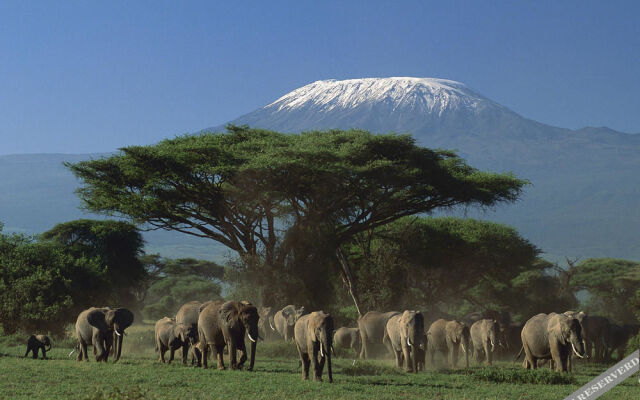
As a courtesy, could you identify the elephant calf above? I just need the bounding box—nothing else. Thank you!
[333,327,361,358]
[155,317,191,364]
[25,334,51,359]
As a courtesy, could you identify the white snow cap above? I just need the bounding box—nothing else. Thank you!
[266,77,490,116]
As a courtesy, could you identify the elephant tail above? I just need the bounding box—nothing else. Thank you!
[513,346,524,363]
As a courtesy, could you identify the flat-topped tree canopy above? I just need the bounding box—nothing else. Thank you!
[67,125,527,259]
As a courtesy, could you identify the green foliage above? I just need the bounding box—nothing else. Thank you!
[347,216,549,316]
[472,368,576,385]
[67,126,527,308]
[40,219,147,310]
[570,258,640,324]
[0,231,104,336]
[142,275,221,320]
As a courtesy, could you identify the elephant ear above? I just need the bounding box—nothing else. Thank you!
[87,309,109,331]
[219,301,238,326]
[107,308,134,330]
[551,316,568,346]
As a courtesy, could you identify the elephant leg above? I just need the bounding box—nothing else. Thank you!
[451,347,459,368]
[32,346,39,359]
[77,342,85,361]
[182,343,189,365]
[215,345,226,370]
[311,346,322,381]
[24,344,31,358]
[393,350,402,368]
[484,343,492,366]
[41,347,47,360]
[168,347,175,364]
[80,342,89,362]
[550,346,564,373]
[237,342,247,370]
[401,345,413,372]
[318,353,325,380]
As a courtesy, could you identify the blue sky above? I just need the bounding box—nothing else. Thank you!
[1,0,638,154]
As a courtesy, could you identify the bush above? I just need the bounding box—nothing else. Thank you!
[625,333,640,356]
[472,368,576,385]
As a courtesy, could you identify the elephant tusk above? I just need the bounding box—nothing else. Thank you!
[115,330,122,337]
[461,343,466,353]
[269,321,276,331]
[571,342,585,359]
[407,338,412,347]
[248,333,257,343]
[68,349,76,358]
[490,339,495,352]
[320,343,324,358]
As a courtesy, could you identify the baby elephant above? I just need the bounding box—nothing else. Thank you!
[155,317,191,364]
[25,334,52,359]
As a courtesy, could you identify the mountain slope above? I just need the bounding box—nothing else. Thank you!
[213,77,640,260]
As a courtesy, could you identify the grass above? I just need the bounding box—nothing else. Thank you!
[0,325,638,399]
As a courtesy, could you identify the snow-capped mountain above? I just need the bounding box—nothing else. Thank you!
[208,77,640,261]
[219,77,528,138]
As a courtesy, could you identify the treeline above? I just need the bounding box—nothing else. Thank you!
[0,220,223,336]
[1,126,639,337]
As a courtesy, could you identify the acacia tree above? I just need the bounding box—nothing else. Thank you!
[67,126,527,311]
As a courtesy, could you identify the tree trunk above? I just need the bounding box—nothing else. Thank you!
[336,248,363,318]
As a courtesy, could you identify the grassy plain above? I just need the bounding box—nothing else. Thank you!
[0,324,637,399]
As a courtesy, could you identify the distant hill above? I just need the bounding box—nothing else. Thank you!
[2,77,639,261]
[0,153,227,261]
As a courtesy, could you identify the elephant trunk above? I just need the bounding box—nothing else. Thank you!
[114,331,123,362]
[249,337,257,371]
[322,336,333,383]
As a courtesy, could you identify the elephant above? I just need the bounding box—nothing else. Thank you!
[582,315,610,361]
[470,319,500,365]
[357,311,400,359]
[333,327,361,358]
[414,331,428,371]
[520,312,587,373]
[500,322,524,358]
[294,311,334,383]
[24,334,51,359]
[154,317,192,364]
[384,310,425,372]
[175,300,204,364]
[198,300,259,370]
[426,319,470,368]
[606,324,637,361]
[75,307,134,362]
[274,305,307,341]
[258,306,278,341]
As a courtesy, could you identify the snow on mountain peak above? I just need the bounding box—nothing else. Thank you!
[265,77,494,116]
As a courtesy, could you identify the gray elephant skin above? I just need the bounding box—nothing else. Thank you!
[274,305,306,341]
[175,300,204,364]
[333,327,361,357]
[384,310,425,372]
[258,306,278,341]
[470,319,500,365]
[294,311,334,383]
[24,334,51,359]
[154,317,191,364]
[198,300,259,370]
[427,319,470,368]
[357,311,400,359]
[520,312,587,372]
[75,307,134,362]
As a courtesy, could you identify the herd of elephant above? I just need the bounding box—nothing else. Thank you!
[22,302,639,383]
